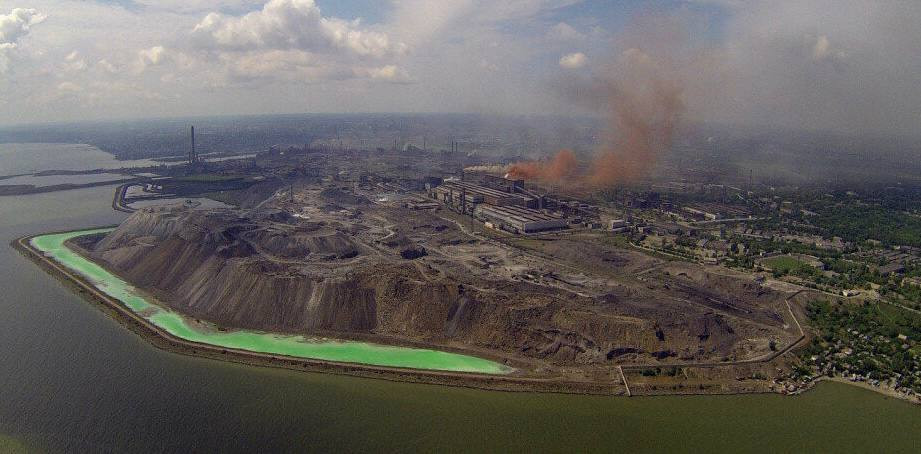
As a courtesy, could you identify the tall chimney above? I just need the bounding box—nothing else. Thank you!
[460,187,467,214]
[190,126,196,164]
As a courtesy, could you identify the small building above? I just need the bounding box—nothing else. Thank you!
[609,219,630,233]
[877,262,906,275]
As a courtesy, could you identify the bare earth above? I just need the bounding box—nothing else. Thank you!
[76,181,810,392]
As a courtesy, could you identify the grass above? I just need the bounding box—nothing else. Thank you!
[599,234,632,248]
[763,256,813,274]
[509,238,551,250]
[0,435,29,453]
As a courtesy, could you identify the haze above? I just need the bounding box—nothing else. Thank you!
[2,0,920,138]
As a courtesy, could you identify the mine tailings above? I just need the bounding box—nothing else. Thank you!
[29,228,512,375]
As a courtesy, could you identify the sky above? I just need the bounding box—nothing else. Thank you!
[1,0,920,137]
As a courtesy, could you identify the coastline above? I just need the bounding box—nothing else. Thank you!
[792,376,921,405]
[12,230,624,395]
[15,227,920,403]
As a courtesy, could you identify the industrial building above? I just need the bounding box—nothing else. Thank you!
[475,204,567,234]
[428,177,568,234]
[431,181,535,208]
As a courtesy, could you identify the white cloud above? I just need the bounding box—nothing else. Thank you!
[559,52,587,69]
[57,81,82,92]
[13,0,918,136]
[191,0,403,58]
[138,45,167,67]
[0,7,47,73]
[700,0,921,135]
[547,22,585,42]
[812,34,830,60]
[808,34,846,62]
[363,64,414,84]
[65,50,87,71]
[96,59,118,73]
[0,8,46,45]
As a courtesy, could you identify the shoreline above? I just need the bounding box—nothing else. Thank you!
[792,376,921,405]
[16,227,920,402]
[0,178,136,197]
[13,231,624,395]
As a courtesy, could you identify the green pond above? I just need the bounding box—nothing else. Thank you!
[30,228,511,374]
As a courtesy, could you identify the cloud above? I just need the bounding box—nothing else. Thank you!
[808,34,846,63]
[209,49,411,86]
[96,59,118,73]
[0,7,47,73]
[703,0,921,135]
[65,50,87,71]
[0,8,46,45]
[191,0,403,58]
[547,22,586,42]
[362,64,414,83]
[57,81,82,92]
[220,49,344,83]
[559,52,587,69]
[138,45,167,67]
[386,0,475,48]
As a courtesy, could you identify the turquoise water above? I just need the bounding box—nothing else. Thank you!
[30,229,512,374]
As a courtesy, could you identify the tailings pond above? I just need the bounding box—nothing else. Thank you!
[29,229,511,374]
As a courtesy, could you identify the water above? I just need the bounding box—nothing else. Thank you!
[0,143,250,177]
[30,229,511,374]
[0,144,165,174]
[0,145,918,452]
[0,173,129,188]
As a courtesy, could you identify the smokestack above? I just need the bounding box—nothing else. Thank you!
[190,126,196,165]
[460,187,467,214]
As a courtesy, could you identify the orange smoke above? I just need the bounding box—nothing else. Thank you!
[509,17,689,188]
[507,149,578,183]
[589,66,684,186]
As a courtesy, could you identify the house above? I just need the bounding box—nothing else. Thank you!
[878,263,906,275]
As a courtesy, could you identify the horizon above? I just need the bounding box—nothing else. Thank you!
[2,1,921,139]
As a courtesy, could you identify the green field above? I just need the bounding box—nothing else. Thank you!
[763,255,815,274]
[0,435,29,454]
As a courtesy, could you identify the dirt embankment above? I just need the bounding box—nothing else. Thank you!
[88,190,798,378]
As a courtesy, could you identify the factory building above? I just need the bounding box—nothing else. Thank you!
[432,181,535,208]
[475,204,567,234]
[429,177,568,234]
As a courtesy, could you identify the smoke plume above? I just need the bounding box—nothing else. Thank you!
[588,48,684,186]
[509,17,690,188]
[507,149,578,182]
